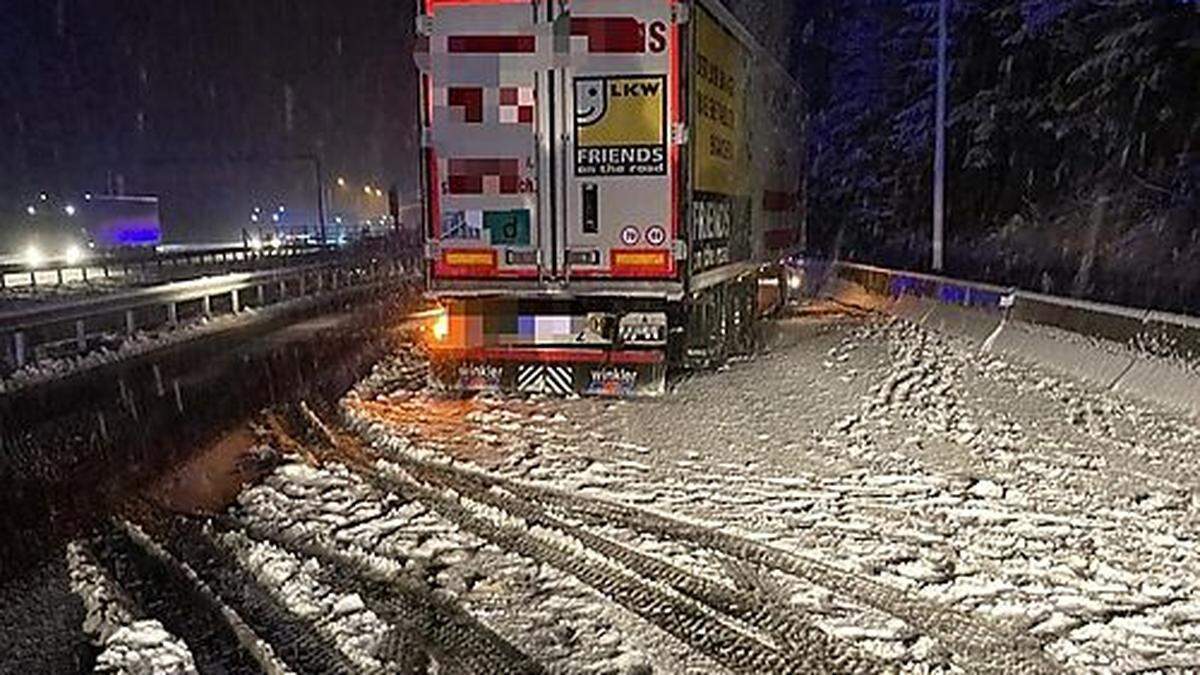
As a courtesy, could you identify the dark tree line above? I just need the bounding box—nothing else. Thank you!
[799,0,1199,313]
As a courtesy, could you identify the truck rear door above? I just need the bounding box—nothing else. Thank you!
[421,0,680,288]
[421,0,548,282]
[554,0,680,283]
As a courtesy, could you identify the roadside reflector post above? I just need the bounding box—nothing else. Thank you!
[166,302,178,326]
[13,332,27,369]
[202,295,212,317]
[75,320,86,352]
[125,309,136,335]
[231,289,241,315]
[279,280,288,299]
[257,285,266,306]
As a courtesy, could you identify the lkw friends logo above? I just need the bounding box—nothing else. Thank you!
[575,76,667,177]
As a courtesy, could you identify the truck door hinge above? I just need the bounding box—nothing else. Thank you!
[672,4,691,25]
[672,123,688,146]
[415,15,434,38]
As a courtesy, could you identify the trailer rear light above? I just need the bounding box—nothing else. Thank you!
[505,250,539,266]
[567,250,601,266]
[611,250,669,272]
[442,250,497,268]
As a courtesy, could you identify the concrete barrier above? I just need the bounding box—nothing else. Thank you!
[818,261,1200,418]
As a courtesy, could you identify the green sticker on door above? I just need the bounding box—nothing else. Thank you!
[485,210,531,246]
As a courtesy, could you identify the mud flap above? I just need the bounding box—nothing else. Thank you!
[430,359,666,398]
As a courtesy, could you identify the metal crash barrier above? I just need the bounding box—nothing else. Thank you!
[821,260,1200,416]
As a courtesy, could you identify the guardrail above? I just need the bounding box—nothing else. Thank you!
[0,256,412,373]
[819,260,1200,416]
[0,243,340,289]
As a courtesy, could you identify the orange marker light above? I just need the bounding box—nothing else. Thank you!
[431,308,451,342]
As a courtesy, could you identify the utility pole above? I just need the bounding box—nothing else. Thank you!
[932,0,948,272]
[313,155,327,245]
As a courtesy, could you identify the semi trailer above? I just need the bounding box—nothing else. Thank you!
[415,0,806,396]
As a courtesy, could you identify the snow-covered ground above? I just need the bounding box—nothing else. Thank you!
[21,307,1200,673]
[333,311,1200,672]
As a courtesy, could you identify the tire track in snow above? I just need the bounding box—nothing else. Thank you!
[350,428,1061,675]
[88,520,285,674]
[160,517,361,675]
[361,462,799,674]
[398,456,884,674]
[215,514,544,675]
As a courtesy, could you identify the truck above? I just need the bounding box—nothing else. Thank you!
[77,195,163,249]
[415,0,806,396]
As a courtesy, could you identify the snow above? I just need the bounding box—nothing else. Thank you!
[66,541,201,674]
[51,305,1200,672]
[93,621,198,675]
[331,312,1200,671]
[219,529,391,672]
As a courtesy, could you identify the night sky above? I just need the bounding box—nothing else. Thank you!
[0,0,421,245]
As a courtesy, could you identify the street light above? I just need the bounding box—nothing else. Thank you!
[38,193,48,202]
[25,205,36,216]
[337,177,347,188]
[64,204,77,216]
[84,192,93,201]
[363,185,373,195]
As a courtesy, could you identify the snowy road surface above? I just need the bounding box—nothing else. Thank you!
[12,307,1200,673]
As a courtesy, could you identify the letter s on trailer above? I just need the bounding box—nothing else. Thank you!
[415,0,807,396]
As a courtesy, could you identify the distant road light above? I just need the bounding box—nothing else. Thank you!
[277,205,286,213]
[375,188,384,197]
[25,205,37,216]
[253,206,262,214]
[24,245,44,268]
[363,185,373,195]
[272,213,281,223]
[64,244,85,265]
[251,214,260,223]
[64,204,77,216]
[38,193,48,201]
[337,177,347,187]
[334,216,343,224]
[84,192,93,201]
